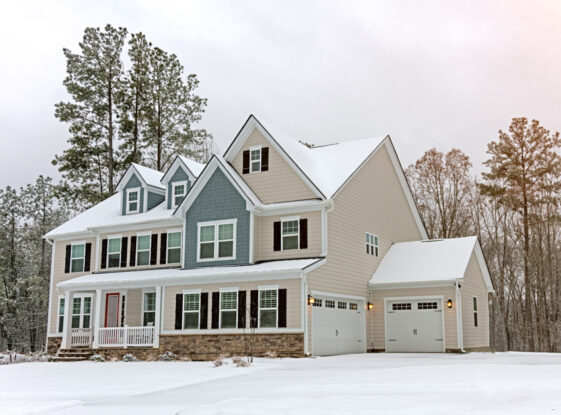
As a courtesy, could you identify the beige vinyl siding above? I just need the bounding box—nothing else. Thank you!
[255,211,322,262]
[461,252,490,348]
[371,286,458,350]
[231,129,317,203]
[98,227,182,272]
[163,279,302,331]
[49,238,96,336]
[125,289,143,327]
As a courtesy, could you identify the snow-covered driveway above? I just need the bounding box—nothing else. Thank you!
[1,352,560,414]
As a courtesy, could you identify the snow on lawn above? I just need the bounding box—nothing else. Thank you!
[1,353,561,415]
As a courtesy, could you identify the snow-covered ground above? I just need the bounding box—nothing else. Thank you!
[1,352,560,414]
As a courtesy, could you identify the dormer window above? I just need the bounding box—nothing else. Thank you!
[250,146,262,173]
[172,181,188,208]
[126,188,140,214]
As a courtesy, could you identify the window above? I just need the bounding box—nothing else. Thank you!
[473,297,478,327]
[71,243,85,273]
[167,231,182,263]
[136,233,151,266]
[143,292,156,326]
[366,233,379,256]
[126,188,140,214]
[183,292,200,329]
[71,296,91,329]
[57,297,65,333]
[281,218,299,250]
[418,302,438,310]
[338,301,347,310]
[313,299,323,307]
[107,237,121,268]
[197,220,236,261]
[172,181,187,208]
[325,300,335,308]
[220,291,237,328]
[250,146,261,172]
[349,302,358,310]
[392,303,412,311]
[259,289,278,328]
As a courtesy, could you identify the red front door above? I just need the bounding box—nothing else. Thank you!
[105,293,120,327]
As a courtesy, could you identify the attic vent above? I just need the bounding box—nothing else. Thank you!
[421,239,444,243]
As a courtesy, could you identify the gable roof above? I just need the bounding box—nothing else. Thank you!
[369,236,494,292]
[161,155,206,184]
[115,163,165,193]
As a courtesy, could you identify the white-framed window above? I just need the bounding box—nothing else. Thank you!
[142,291,156,326]
[259,288,278,328]
[126,188,140,214]
[183,291,200,329]
[70,241,85,273]
[57,297,65,333]
[366,233,379,256]
[197,219,236,261]
[107,236,121,268]
[220,290,238,329]
[250,146,262,173]
[136,232,151,266]
[473,297,478,327]
[281,217,299,250]
[172,181,188,208]
[167,229,182,264]
[71,295,92,329]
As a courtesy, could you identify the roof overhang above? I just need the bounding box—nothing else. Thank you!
[369,279,461,290]
[160,155,198,185]
[254,199,332,216]
[115,164,165,194]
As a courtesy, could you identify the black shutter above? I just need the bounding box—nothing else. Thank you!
[175,293,183,329]
[150,234,158,265]
[261,147,269,171]
[160,233,167,265]
[200,292,208,329]
[101,239,107,269]
[238,291,246,329]
[242,150,250,174]
[120,237,128,268]
[84,243,92,272]
[64,245,71,273]
[278,289,287,328]
[250,290,259,328]
[211,292,220,329]
[299,219,308,249]
[273,221,281,251]
[129,236,137,267]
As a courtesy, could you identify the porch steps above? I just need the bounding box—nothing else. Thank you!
[53,348,94,362]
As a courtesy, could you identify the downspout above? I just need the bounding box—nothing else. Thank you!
[321,200,334,256]
[455,280,465,352]
[45,238,55,352]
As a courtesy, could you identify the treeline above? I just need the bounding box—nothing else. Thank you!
[406,117,561,352]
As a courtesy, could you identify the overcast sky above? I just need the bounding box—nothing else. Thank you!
[1,0,560,188]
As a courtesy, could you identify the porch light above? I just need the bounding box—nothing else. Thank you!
[307,295,315,305]
[447,299,453,309]
[367,302,373,310]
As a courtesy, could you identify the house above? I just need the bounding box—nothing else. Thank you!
[44,115,494,359]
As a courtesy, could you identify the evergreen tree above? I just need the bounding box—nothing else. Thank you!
[53,24,128,205]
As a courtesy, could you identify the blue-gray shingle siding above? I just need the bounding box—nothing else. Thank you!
[167,166,191,209]
[121,174,144,215]
[183,168,250,268]
[147,191,165,210]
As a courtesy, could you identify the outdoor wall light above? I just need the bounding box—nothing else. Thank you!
[307,295,315,305]
[447,299,453,309]
[367,302,373,310]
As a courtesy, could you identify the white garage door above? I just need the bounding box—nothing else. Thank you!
[386,298,444,352]
[312,296,364,356]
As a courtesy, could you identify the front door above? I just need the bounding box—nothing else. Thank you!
[105,293,120,327]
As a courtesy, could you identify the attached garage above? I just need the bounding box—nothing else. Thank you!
[385,297,444,352]
[311,294,365,356]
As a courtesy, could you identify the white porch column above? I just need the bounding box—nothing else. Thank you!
[154,285,162,348]
[61,291,74,349]
[92,288,103,348]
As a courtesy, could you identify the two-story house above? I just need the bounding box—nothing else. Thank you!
[45,115,494,359]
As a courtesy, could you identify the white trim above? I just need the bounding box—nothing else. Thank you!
[249,145,262,173]
[182,288,202,294]
[310,290,366,301]
[141,291,157,327]
[160,156,198,185]
[70,241,86,273]
[56,295,65,334]
[46,240,55,340]
[167,227,183,233]
[302,277,309,355]
[254,199,332,217]
[161,328,303,335]
[370,280,459,290]
[71,240,86,246]
[125,188,141,214]
[249,211,254,264]
[94,233,100,272]
[219,287,239,292]
[456,281,464,351]
[196,219,237,262]
[135,232,152,267]
[171,180,188,208]
[258,284,279,290]
[383,295,445,353]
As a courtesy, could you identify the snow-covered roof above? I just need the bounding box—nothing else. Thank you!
[45,193,178,239]
[130,163,165,189]
[369,236,494,292]
[177,156,206,177]
[57,258,325,289]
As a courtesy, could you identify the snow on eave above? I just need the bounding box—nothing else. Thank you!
[115,163,165,193]
[160,155,206,184]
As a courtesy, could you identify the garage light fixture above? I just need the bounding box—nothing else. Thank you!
[307,295,315,305]
[447,299,453,309]
[367,302,373,310]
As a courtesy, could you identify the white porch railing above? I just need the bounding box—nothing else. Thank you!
[71,328,93,347]
[97,326,155,348]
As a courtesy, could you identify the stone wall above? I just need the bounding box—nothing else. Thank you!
[47,336,61,354]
